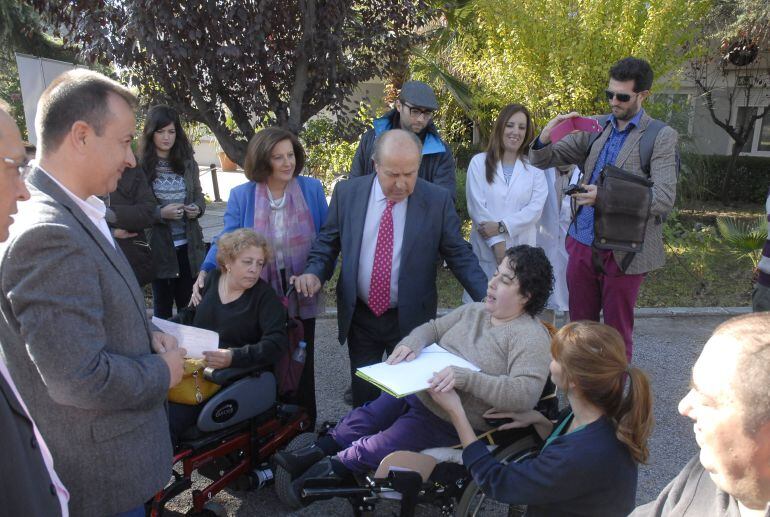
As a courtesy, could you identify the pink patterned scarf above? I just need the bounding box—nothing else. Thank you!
[253,179,319,319]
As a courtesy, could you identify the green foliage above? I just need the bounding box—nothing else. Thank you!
[300,104,370,192]
[454,167,469,223]
[678,153,770,204]
[421,0,710,129]
[715,215,768,268]
[0,53,25,140]
[637,210,753,307]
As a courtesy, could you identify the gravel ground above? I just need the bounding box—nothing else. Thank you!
[165,314,729,516]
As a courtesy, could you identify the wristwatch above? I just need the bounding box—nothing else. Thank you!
[497,221,506,234]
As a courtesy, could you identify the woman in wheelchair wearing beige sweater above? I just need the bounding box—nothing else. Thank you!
[275,245,553,499]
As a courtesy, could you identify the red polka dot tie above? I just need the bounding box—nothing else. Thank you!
[368,200,396,317]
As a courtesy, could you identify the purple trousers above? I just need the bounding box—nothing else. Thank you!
[566,237,645,361]
[330,393,460,473]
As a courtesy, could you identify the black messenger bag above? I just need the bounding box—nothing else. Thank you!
[593,164,653,257]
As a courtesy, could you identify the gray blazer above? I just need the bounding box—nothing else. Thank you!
[305,175,488,343]
[0,168,172,515]
[529,112,678,274]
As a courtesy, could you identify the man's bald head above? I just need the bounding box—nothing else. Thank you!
[0,100,13,137]
[713,312,770,433]
[372,129,422,204]
[372,129,422,166]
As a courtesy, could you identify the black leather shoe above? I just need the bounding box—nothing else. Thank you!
[274,444,326,477]
[291,457,347,499]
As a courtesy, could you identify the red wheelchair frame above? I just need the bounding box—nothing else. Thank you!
[149,377,312,516]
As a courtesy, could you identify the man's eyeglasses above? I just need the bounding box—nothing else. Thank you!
[605,90,635,103]
[2,157,33,180]
[402,102,434,119]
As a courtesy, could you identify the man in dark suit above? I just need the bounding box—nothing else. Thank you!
[0,70,186,516]
[0,102,69,516]
[293,129,487,406]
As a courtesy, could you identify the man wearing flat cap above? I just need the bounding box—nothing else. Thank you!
[350,80,457,200]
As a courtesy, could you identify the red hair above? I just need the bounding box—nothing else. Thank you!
[551,321,653,463]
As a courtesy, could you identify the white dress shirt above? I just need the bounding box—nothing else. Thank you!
[38,167,115,248]
[357,177,408,308]
[0,358,69,516]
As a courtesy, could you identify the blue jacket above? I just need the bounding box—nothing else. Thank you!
[463,415,637,517]
[349,109,457,201]
[201,176,328,272]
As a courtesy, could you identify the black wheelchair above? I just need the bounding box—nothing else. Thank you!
[274,378,558,517]
[149,364,312,516]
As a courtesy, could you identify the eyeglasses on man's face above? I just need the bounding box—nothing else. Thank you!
[605,90,637,103]
[2,157,32,180]
[402,102,435,119]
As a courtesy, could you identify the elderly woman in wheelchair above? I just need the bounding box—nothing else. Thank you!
[430,321,654,517]
[274,245,554,506]
[167,228,288,443]
[152,229,317,515]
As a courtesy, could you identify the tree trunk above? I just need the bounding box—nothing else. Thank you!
[720,141,743,205]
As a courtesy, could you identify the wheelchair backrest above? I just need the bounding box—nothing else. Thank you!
[196,371,277,433]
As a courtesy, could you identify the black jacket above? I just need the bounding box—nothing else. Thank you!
[108,166,156,285]
[0,372,63,517]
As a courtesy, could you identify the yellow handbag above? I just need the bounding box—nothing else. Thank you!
[168,358,221,405]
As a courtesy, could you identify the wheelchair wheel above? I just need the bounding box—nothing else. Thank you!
[275,431,317,509]
[454,434,540,517]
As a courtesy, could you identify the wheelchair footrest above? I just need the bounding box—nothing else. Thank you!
[302,486,373,498]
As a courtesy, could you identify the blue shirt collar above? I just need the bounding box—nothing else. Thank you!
[609,108,644,132]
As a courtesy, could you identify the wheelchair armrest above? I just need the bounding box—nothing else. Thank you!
[203,364,267,385]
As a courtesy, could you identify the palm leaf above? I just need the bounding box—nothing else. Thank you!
[716,215,768,267]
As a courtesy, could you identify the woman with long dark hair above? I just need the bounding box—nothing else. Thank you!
[430,320,654,516]
[140,105,206,318]
[464,104,548,303]
[191,127,328,426]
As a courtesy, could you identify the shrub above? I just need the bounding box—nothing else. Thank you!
[455,167,469,223]
[679,153,770,205]
[301,117,359,193]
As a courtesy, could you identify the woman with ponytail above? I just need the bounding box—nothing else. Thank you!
[429,320,653,517]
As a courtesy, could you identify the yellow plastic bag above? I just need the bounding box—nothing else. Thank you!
[168,358,221,405]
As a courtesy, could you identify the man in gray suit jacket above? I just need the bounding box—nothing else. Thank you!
[0,70,186,516]
[0,102,69,516]
[293,129,487,406]
[529,57,678,360]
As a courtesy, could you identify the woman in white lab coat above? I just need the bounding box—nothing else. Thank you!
[464,104,548,302]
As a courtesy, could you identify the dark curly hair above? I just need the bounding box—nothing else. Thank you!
[504,245,553,317]
[609,57,654,92]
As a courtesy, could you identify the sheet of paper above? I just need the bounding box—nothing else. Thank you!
[151,317,219,359]
[356,343,480,398]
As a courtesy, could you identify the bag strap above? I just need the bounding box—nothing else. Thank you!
[639,119,665,178]
[585,115,678,179]
[584,115,612,166]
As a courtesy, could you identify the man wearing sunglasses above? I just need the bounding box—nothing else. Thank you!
[350,80,457,201]
[529,56,678,361]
